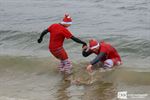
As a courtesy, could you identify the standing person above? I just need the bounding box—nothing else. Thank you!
[37,14,87,75]
[82,39,122,73]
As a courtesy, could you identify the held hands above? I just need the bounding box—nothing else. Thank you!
[86,64,93,73]
[82,45,87,49]
[82,42,87,48]
[82,44,88,51]
[82,45,90,52]
[37,38,43,43]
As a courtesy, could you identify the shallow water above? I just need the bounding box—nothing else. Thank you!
[0,56,150,100]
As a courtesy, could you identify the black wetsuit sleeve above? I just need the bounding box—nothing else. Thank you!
[71,36,87,46]
[82,49,93,57]
[39,29,49,39]
[37,29,49,43]
[90,52,106,65]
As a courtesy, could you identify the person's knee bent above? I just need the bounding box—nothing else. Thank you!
[104,59,114,68]
[104,59,122,69]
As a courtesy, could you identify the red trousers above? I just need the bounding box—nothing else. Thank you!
[50,47,68,60]
[50,47,72,74]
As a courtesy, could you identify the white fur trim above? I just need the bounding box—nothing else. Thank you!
[90,43,100,50]
[67,16,71,18]
[61,21,72,24]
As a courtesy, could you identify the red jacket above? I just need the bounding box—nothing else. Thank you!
[93,41,121,62]
[48,23,73,50]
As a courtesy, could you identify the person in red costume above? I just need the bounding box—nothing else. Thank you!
[37,14,87,75]
[82,39,122,73]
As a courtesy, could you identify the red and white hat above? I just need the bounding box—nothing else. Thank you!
[61,14,72,25]
[89,39,100,50]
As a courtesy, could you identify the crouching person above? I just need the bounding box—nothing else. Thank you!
[82,39,122,73]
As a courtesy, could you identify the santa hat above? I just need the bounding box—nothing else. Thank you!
[89,39,100,50]
[61,14,72,25]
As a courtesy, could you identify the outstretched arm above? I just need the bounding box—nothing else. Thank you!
[90,52,106,66]
[37,29,49,43]
[86,52,106,72]
[71,36,87,47]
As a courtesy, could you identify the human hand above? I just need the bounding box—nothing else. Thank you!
[37,38,42,43]
[86,64,93,73]
[82,45,88,50]
[82,43,87,48]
